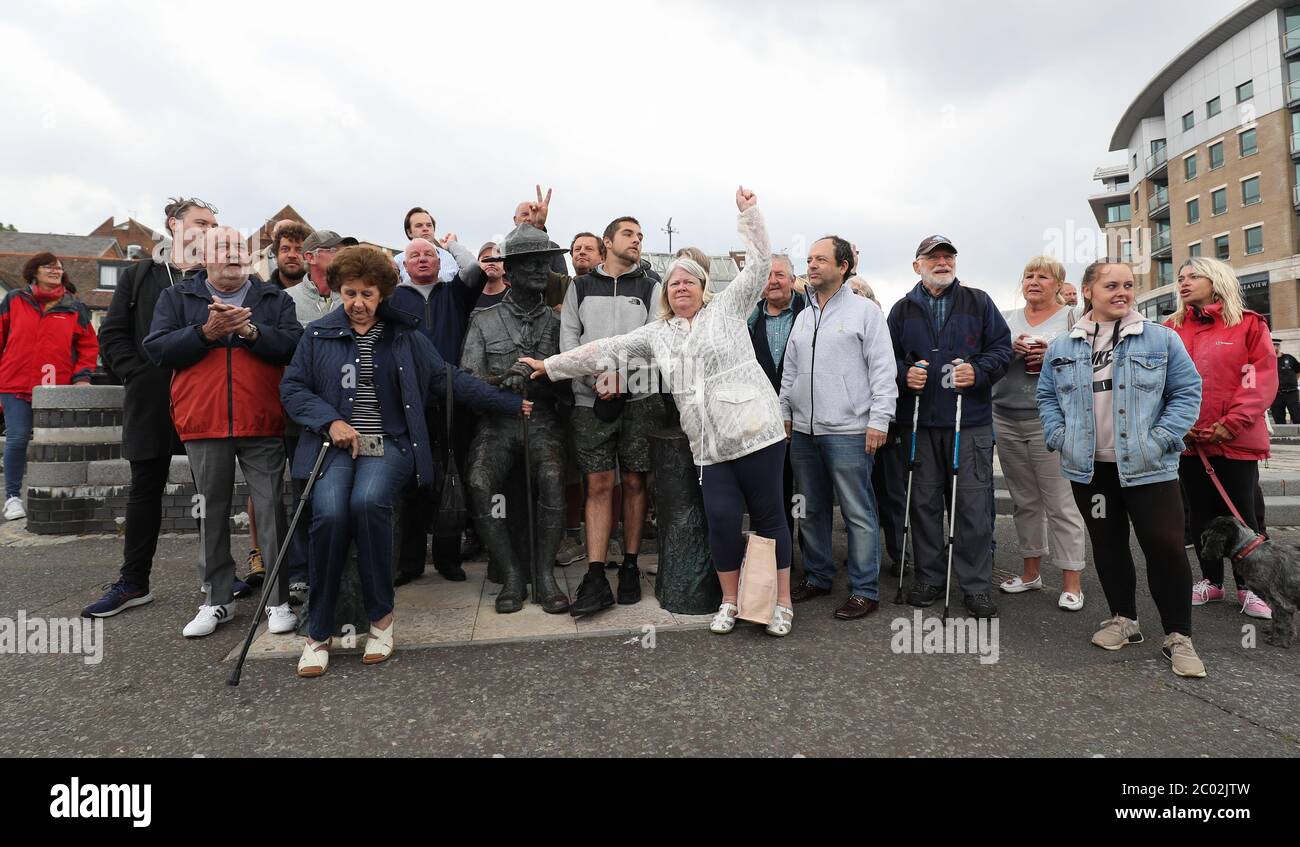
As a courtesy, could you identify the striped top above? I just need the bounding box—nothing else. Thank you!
[350,321,385,436]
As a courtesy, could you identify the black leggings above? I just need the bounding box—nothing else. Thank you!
[1179,455,1260,587]
[701,440,792,572]
[1071,463,1193,636]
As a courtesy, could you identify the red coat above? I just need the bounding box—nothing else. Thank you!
[1165,303,1276,460]
[0,288,99,401]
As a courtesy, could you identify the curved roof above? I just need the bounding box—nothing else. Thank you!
[1109,0,1282,151]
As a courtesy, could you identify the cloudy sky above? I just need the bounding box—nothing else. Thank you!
[2,0,1242,308]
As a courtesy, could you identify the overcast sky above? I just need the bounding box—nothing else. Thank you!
[1,0,1243,308]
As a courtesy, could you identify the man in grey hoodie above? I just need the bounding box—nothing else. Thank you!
[780,235,898,620]
[560,215,663,614]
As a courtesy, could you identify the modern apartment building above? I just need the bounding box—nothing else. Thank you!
[1091,0,1300,341]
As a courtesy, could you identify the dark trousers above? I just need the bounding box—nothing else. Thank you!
[1271,390,1300,424]
[873,425,907,565]
[910,425,995,595]
[396,404,460,577]
[701,440,792,573]
[1179,455,1260,588]
[285,475,310,586]
[119,455,175,591]
[1071,463,1192,636]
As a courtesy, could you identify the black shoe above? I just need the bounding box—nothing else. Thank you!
[616,564,642,605]
[907,583,944,608]
[393,571,422,588]
[888,559,902,579]
[964,592,999,619]
[437,564,468,582]
[570,570,615,617]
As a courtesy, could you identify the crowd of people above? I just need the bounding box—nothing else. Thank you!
[0,187,1291,680]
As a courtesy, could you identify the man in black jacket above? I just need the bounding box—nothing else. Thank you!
[1272,340,1300,424]
[82,197,238,618]
[748,254,805,540]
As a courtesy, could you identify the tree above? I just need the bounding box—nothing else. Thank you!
[0,222,16,232]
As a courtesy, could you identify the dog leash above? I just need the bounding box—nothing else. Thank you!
[1194,445,1265,563]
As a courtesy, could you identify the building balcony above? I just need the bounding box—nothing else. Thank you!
[1287,28,1300,58]
[1289,80,1300,109]
[1152,230,1173,257]
[1148,187,1170,219]
[1294,184,1300,208]
[1145,146,1168,178]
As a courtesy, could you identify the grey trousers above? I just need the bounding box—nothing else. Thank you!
[186,437,287,607]
[909,424,995,595]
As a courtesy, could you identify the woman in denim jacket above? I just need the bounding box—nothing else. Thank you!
[1037,261,1207,678]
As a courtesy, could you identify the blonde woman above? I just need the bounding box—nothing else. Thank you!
[1165,257,1277,620]
[520,188,796,637]
[992,257,1088,610]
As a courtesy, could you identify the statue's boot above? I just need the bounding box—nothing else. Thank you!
[477,512,527,614]
[533,505,571,615]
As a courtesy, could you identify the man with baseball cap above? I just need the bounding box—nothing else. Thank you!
[886,235,1011,619]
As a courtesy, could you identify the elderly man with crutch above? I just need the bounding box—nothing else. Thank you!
[885,236,1011,619]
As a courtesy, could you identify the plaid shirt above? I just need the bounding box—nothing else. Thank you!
[925,284,952,336]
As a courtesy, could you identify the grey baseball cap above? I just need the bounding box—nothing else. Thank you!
[302,230,359,252]
[915,235,958,258]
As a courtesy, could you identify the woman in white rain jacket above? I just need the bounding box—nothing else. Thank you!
[519,187,794,637]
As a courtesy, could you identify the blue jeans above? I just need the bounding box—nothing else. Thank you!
[307,439,413,643]
[790,431,881,599]
[0,394,33,499]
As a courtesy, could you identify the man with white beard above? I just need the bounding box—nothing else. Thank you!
[885,236,1011,620]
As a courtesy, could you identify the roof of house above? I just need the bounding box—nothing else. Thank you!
[643,252,740,285]
[0,232,123,258]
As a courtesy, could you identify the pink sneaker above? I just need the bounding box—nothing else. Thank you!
[1191,579,1224,606]
[1238,590,1272,620]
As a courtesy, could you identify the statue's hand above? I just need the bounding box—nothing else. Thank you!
[502,369,529,394]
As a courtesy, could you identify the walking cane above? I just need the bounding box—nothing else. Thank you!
[893,381,924,605]
[942,361,965,623]
[520,386,538,606]
[228,440,331,687]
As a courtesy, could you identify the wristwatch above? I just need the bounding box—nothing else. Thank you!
[240,324,259,341]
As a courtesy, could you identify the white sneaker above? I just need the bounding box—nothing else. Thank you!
[182,604,235,638]
[3,496,25,521]
[266,603,297,635]
[1058,591,1085,612]
[710,602,739,634]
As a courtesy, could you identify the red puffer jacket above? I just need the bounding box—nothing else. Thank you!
[1165,303,1276,460]
[0,287,99,400]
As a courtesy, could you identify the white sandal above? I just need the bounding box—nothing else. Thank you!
[710,602,739,634]
[362,623,395,665]
[766,605,794,637]
[1058,591,1085,612]
[1000,574,1043,594]
[297,640,329,678]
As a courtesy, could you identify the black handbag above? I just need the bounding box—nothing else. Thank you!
[433,364,468,538]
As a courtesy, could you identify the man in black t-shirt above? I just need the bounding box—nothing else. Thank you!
[1272,340,1300,424]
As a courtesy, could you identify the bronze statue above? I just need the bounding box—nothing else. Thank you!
[461,225,571,614]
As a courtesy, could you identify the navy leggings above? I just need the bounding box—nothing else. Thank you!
[701,440,792,572]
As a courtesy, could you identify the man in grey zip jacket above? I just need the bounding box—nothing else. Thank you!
[559,215,663,611]
[779,236,898,620]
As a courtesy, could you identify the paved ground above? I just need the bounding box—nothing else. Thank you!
[1,515,1297,758]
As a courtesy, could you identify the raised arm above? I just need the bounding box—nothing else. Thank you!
[538,322,659,383]
[714,187,771,319]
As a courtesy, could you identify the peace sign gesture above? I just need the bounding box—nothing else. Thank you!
[530,185,553,228]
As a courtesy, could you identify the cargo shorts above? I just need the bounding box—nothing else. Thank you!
[571,394,666,475]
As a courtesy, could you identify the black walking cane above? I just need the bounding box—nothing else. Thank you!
[228,439,331,686]
[893,385,924,605]
[520,385,538,606]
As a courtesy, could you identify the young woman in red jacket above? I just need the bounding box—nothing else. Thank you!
[0,253,99,520]
[1166,257,1276,620]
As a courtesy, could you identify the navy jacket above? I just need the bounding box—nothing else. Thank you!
[389,268,484,367]
[279,301,521,486]
[747,292,808,391]
[885,279,1011,429]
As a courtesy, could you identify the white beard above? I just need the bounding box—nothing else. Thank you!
[921,271,954,290]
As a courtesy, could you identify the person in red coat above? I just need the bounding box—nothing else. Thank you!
[0,253,98,520]
[1166,257,1277,620]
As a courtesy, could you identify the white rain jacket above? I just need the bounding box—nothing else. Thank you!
[543,206,783,467]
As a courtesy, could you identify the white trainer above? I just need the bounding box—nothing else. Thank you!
[710,602,739,634]
[266,603,297,635]
[182,604,235,638]
[3,496,25,521]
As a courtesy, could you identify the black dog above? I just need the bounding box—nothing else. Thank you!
[1199,516,1298,648]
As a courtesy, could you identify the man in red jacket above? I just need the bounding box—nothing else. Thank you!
[144,227,304,639]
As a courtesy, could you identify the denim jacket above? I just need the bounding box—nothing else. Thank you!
[1036,313,1201,487]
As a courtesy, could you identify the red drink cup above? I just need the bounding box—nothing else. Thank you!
[1024,336,1046,375]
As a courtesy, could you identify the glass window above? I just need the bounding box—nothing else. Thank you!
[1207,96,1221,117]
[1243,176,1261,205]
[1209,141,1224,169]
[1187,198,1200,223]
[1215,234,1230,260]
[1240,128,1257,157]
[1239,272,1271,326]
[1188,242,1202,258]
[98,265,118,289]
[1185,154,1197,180]
[1120,241,1133,263]
[1237,79,1254,102]
[1182,111,1195,132]
[1157,260,1174,287]
[1212,188,1227,215]
[1106,202,1131,223]
[1245,225,1264,255]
